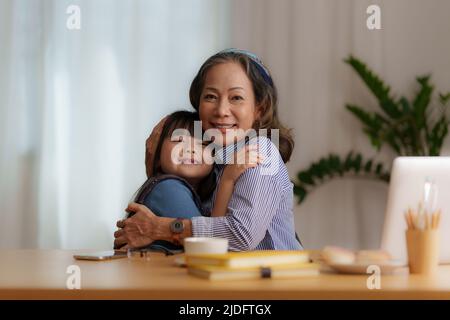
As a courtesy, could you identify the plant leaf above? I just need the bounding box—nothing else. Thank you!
[412,75,433,129]
[293,152,390,204]
[344,55,401,118]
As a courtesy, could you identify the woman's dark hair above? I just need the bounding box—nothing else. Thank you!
[152,110,216,202]
[189,50,294,163]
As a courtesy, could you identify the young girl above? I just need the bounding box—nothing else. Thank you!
[128,110,262,252]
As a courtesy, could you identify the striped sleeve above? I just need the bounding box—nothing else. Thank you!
[191,136,282,251]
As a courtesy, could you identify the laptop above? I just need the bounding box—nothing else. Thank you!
[381,157,450,264]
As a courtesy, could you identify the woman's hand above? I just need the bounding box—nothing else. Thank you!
[145,116,169,178]
[113,202,159,250]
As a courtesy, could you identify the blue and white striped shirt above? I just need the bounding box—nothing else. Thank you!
[191,136,302,251]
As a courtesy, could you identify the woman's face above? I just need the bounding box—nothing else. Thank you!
[199,62,260,146]
[159,135,213,184]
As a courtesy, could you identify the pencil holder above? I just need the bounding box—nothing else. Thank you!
[405,229,439,274]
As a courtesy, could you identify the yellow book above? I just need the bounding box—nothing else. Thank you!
[188,262,320,281]
[185,250,310,269]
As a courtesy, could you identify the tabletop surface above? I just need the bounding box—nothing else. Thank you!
[1,249,450,299]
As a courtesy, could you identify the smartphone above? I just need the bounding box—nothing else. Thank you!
[73,250,128,261]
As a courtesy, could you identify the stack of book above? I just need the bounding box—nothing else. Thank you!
[185,250,319,280]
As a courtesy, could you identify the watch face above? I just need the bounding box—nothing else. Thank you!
[171,219,184,233]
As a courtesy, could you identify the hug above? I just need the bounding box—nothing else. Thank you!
[113,48,302,252]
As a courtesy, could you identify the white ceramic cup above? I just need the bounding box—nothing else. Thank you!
[183,237,228,255]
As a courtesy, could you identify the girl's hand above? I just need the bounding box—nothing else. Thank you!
[222,144,264,183]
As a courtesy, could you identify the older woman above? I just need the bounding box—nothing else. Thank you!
[114,49,302,251]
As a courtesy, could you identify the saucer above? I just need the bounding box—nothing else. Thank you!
[325,261,406,274]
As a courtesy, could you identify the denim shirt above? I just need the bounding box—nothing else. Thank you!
[143,178,203,219]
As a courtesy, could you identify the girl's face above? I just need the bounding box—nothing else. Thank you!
[159,135,213,184]
[199,62,260,146]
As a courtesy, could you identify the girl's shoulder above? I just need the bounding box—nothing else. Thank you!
[135,174,195,203]
[136,175,207,219]
[135,174,207,216]
[152,176,195,194]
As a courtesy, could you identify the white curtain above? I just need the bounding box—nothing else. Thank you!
[0,0,230,249]
[229,0,450,250]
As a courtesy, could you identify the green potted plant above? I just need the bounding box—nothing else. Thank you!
[293,55,450,204]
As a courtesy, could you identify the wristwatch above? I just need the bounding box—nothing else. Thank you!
[170,218,185,245]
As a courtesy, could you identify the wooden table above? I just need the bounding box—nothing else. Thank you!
[1,250,450,299]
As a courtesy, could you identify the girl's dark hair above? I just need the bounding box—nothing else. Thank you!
[152,110,216,202]
[189,51,294,163]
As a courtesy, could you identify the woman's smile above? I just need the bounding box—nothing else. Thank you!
[210,122,238,134]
